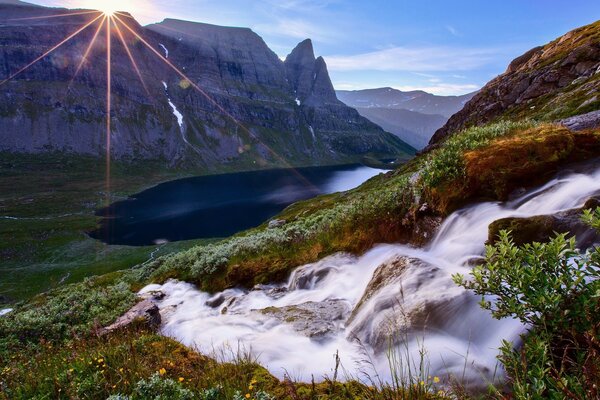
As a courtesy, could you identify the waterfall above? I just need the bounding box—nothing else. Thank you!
[141,162,600,384]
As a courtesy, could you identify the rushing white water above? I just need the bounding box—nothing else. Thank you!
[141,163,600,384]
[0,309,13,317]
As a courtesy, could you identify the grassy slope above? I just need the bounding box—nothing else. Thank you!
[0,153,218,303]
[3,120,598,398]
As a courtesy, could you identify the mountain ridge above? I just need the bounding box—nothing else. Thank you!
[0,4,415,170]
[337,87,475,149]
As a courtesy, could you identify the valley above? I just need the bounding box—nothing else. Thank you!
[0,2,599,399]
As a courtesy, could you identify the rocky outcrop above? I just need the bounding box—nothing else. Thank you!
[488,197,600,248]
[347,256,466,351]
[429,21,600,146]
[257,299,351,339]
[98,298,161,335]
[560,110,600,131]
[0,4,414,170]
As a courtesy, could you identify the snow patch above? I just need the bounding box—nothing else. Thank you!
[162,81,184,130]
[308,125,316,141]
[295,98,301,106]
[159,43,169,58]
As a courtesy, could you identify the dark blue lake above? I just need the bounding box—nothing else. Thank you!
[90,164,383,246]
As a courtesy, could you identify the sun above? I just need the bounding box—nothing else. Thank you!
[77,0,129,16]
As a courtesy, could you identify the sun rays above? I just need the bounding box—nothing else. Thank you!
[0,6,317,203]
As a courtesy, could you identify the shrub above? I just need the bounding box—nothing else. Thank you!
[454,208,600,398]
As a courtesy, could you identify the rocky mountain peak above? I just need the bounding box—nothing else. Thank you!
[284,39,338,105]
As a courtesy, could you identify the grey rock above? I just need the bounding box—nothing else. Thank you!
[268,219,286,229]
[560,110,600,131]
[257,299,351,339]
[347,256,467,351]
[99,299,161,335]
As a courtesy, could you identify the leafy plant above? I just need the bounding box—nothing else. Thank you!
[454,208,600,399]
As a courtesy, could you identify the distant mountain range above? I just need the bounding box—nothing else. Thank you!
[0,3,415,170]
[337,88,476,149]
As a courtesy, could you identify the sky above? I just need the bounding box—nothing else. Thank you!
[25,0,600,95]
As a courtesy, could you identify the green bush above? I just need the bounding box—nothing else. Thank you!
[107,373,195,400]
[454,208,600,399]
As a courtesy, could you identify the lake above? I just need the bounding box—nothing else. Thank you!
[90,164,384,246]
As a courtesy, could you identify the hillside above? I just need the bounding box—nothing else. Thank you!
[337,87,475,149]
[0,4,414,170]
[430,20,600,145]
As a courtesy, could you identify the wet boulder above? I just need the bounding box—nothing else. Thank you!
[256,299,351,339]
[347,255,466,351]
[488,196,600,248]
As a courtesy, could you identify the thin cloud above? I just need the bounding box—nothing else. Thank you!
[446,25,461,37]
[326,45,507,72]
[255,18,340,43]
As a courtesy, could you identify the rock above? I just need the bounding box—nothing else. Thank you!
[347,256,466,351]
[98,299,161,336]
[268,219,286,229]
[488,196,600,249]
[560,110,600,131]
[257,299,351,339]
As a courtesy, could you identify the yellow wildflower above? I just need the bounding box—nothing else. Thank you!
[250,379,258,385]
[420,381,425,386]
[179,377,185,382]
[119,368,124,373]
[159,368,167,375]
[97,358,104,364]
[433,376,440,383]
[245,394,251,399]
[249,385,254,390]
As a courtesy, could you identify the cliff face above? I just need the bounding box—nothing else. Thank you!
[430,20,600,146]
[0,4,414,169]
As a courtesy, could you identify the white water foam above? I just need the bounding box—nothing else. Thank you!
[141,162,600,383]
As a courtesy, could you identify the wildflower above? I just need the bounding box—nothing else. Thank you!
[68,368,74,373]
[97,358,104,364]
[119,368,124,373]
[438,390,445,396]
[420,381,425,386]
[249,385,254,390]
[433,376,440,383]
[159,368,167,375]
[179,377,185,382]
[245,394,251,399]
[250,379,257,385]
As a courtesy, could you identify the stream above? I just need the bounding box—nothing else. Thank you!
[141,162,600,385]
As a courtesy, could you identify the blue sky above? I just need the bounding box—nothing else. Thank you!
[29,0,600,95]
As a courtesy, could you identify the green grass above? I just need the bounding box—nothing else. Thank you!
[0,153,212,303]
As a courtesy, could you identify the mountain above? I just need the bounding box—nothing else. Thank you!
[336,87,475,149]
[337,88,476,118]
[0,4,414,170]
[350,108,447,149]
[430,20,600,146]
